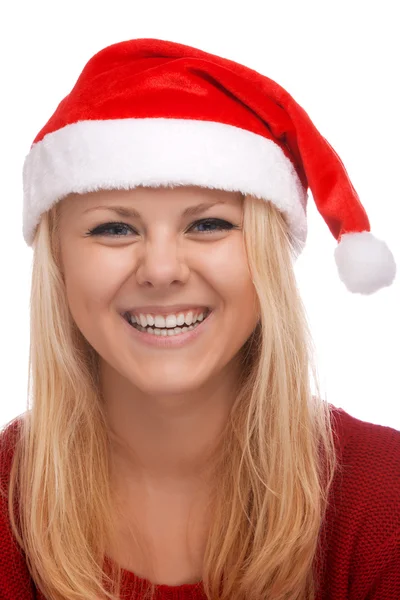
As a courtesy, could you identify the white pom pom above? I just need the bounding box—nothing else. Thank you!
[334,231,397,294]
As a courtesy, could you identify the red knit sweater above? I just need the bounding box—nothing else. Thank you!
[1,406,399,600]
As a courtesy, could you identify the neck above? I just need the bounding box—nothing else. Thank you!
[100,358,240,488]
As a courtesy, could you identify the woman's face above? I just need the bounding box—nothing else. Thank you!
[58,186,260,397]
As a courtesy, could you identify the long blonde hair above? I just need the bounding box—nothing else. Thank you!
[2,191,339,599]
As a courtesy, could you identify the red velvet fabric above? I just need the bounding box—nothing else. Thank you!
[32,38,370,241]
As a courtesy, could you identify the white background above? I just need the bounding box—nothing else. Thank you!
[0,0,399,430]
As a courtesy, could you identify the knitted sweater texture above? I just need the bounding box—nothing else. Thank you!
[1,406,399,599]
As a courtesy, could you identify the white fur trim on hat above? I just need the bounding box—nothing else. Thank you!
[22,117,308,250]
[334,231,397,294]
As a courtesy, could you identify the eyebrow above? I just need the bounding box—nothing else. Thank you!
[83,200,227,219]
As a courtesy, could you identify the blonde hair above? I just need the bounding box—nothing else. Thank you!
[2,191,339,600]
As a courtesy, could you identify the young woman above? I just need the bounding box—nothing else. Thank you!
[0,38,399,600]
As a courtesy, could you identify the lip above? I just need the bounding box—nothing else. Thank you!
[121,309,215,349]
[123,304,211,317]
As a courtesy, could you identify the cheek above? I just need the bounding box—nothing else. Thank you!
[62,246,125,319]
[202,240,257,307]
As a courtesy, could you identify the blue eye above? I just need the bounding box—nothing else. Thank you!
[85,218,239,237]
[189,219,236,234]
[85,222,133,237]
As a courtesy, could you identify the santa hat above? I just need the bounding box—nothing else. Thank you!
[23,38,396,294]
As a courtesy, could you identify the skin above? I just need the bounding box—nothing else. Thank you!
[58,185,260,582]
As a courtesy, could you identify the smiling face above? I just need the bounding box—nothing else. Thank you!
[57,185,260,398]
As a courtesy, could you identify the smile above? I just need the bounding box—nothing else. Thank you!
[121,308,214,348]
[124,308,211,336]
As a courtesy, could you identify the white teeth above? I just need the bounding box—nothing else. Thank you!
[129,309,208,329]
[176,313,185,326]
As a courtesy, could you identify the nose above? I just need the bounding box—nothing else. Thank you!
[135,233,190,289]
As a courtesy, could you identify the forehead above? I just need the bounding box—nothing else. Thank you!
[60,185,243,217]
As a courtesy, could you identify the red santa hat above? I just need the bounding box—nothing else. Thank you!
[23,38,396,294]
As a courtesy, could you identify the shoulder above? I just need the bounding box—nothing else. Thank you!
[0,414,36,600]
[318,405,400,598]
[0,414,24,450]
[0,415,24,490]
[329,405,400,526]
[330,405,400,497]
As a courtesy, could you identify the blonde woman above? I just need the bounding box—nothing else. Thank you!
[1,38,399,600]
